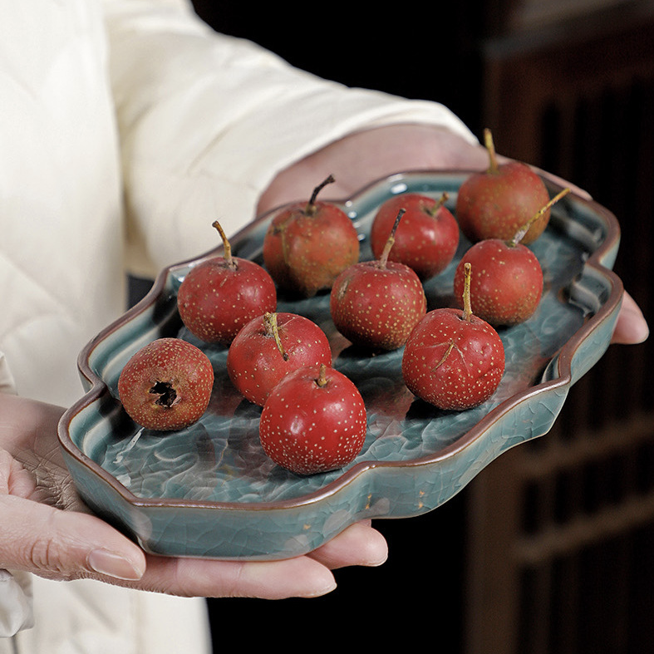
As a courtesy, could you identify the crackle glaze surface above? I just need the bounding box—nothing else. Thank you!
[58,171,623,560]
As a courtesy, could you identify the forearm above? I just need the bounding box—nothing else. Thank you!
[102,0,478,276]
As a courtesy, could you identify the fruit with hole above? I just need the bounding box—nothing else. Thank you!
[455,129,551,245]
[402,263,505,410]
[226,311,332,406]
[117,337,214,431]
[262,175,360,297]
[330,208,427,351]
[453,188,570,326]
[259,363,367,475]
[177,221,276,345]
[370,191,459,280]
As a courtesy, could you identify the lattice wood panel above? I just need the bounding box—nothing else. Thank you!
[465,10,654,654]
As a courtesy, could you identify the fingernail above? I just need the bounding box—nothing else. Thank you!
[88,549,144,581]
[305,579,338,598]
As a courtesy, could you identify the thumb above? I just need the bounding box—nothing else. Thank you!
[0,494,146,582]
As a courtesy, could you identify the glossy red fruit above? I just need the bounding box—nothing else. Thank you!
[259,363,367,475]
[370,191,459,280]
[456,129,551,245]
[226,312,332,406]
[452,188,570,326]
[117,337,214,431]
[262,175,360,297]
[402,263,505,410]
[330,209,427,351]
[177,221,276,345]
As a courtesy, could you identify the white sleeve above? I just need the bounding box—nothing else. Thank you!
[101,0,478,277]
[0,570,33,638]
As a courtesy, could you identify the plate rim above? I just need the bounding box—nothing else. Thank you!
[57,168,624,513]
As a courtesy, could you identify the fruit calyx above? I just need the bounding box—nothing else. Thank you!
[304,174,336,216]
[263,312,289,361]
[377,207,406,269]
[149,381,180,408]
[212,220,237,271]
[508,187,572,247]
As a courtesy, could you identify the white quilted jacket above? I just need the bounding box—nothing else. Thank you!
[0,0,476,651]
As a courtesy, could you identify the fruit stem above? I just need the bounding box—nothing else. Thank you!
[212,221,237,270]
[483,128,499,174]
[427,192,449,217]
[463,262,473,321]
[305,174,336,216]
[316,363,328,387]
[264,312,289,361]
[378,207,406,269]
[509,187,572,247]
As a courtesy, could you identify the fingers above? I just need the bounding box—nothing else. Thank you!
[0,493,146,583]
[612,290,649,344]
[132,520,388,599]
[307,520,388,570]
[138,554,338,600]
[0,487,383,600]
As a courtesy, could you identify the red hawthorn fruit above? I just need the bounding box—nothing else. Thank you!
[455,129,551,245]
[370,191,459,280]
[259,363,367,475]
[226,311,332,407]
[262,175,360,297]
[402,263,505,410]
[452,187,570,326]
[117,337,214,431]
[330,208,427,351]
[177,221,276,345]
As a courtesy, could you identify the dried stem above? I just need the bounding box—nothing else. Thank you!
[212,221,236,270]
[264,312,288,361]
[483,128,499,174]
[316,363,328,387]
[429,192,449,216]
[509,187,571,247]
[378,207,406,268]
[463,262,473,321]
[305,174,336,216]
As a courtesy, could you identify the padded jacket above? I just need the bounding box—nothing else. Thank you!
[0,0,476,651]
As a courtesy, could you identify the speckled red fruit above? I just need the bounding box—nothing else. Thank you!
[118,338,214,431]
[402,308,505,410]
[262,175,360,297]
[370,192,459,280]
[226,312,333,406]
[330,259,427,351]
[330,208,427,351]
[177,222,276,345]
[455,130,550,245]
[453,239,543,326]
[259,363,367,475]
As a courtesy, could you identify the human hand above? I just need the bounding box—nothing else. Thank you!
[257,123,648,347]
[0,393,386,599]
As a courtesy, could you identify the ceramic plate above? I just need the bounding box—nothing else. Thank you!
[58,170,623,560]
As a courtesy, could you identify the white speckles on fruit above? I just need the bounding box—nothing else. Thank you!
[177,222,277,345]
[227,312,332,406]
[330,260,427,351]
[259,364,367,475]
[402,307,505,410]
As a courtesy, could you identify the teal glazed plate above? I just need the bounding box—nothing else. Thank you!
[57,170,623,560]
